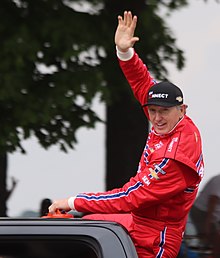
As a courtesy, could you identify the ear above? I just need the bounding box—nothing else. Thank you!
[181,104,187,115]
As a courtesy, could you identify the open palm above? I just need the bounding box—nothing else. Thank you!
[115,11,139,52]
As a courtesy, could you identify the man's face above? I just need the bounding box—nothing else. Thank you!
[147,105,185,134]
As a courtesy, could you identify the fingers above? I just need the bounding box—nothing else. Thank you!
[126,11,133,26]
[48,203,57,214]
[117,15,123,25]
[119,11,136,27]
[130,14,138,32]
[123,11,128,26]
[115,10,139,50]
[48,199,70,214]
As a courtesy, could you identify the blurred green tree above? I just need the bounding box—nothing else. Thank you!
[0,0,207,216]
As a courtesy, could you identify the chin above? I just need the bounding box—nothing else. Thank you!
[155,128,167,134]
[156,128,170,135]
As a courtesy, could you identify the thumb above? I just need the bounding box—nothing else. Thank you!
[131,36,139,46]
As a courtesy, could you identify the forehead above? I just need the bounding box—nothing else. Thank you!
[147,105,175,110]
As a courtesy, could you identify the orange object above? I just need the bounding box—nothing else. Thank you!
[41,209,74,219]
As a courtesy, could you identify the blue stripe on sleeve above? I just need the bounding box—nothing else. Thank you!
[76,181,143,201]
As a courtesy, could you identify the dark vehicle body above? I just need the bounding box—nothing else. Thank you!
[0,218,138,258]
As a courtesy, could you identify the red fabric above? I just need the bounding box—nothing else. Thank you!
[83,213,182,258]
[73,51,204,257]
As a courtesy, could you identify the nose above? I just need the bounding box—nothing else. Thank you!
[154,111,162,121]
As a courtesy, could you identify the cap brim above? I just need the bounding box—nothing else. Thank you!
[142,101,178,107]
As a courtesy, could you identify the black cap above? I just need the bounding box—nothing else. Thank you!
[143,81,184,107]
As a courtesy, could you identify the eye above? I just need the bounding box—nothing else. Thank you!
[148,108,156,113]
[157,108,170,116]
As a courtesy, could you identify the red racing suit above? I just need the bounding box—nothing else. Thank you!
[72,50,204,258]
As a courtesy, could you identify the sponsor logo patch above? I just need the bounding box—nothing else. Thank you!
[154,164,166,175]
[167,137,178,152]
[148,165,166,180]
[149,91,169,99]
[149,168,160,180]
[176,96,183,102]
[154,141,163,150]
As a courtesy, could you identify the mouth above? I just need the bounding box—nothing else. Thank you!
[154,123,168,134]
[155,123,166,129]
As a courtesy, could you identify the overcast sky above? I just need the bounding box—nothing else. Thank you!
[7,1,220,217]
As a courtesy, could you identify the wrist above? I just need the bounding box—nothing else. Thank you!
[116,46,134,61]
[68,196,76,210]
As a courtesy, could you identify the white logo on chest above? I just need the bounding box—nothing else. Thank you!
[168,137,178,152]
[154,141,163,150]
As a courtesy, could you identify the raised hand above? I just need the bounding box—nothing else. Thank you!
[114,11,139,52]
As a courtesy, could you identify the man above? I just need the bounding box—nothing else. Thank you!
[49,11,204,258]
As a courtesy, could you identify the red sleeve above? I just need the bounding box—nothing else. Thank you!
[74,158,198,214]
[118,51,156,111]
